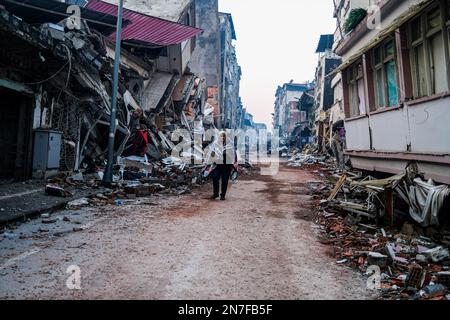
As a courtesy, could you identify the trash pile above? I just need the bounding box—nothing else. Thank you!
[309,163,450,300]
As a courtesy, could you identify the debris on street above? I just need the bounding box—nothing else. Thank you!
[302,154,450,300]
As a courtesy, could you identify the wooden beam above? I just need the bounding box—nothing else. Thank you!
[0,78,34,95]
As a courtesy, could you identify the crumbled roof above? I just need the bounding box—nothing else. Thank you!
[99,0,192,22]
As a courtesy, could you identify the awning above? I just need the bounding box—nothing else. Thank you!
[85,0,203,47]
[316,34,334,53]
[0,0,126,35]
[142,72,174,111]
[331,0,433,75]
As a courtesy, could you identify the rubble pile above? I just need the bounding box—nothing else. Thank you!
[287,147,337,171]
[45,153,212,208]
[287,153,327,168]
[315,210,450,299]
[307,161,450,300]
[0,5,214,182]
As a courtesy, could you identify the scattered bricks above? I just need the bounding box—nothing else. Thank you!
[406,265,426,289]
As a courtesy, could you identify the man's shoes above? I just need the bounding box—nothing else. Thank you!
[220,196,226,201]
[210,195,219,200]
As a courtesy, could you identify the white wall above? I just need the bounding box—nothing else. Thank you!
[346,97,450,155]
[408,96,450,154]
[345,117,371,150]
[369,108,410,152]
[181,38,192,74]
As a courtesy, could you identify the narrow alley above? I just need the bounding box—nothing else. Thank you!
[0,163,370,300]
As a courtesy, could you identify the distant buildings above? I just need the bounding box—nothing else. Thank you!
[273,82,311,139]
[292,88,315,149]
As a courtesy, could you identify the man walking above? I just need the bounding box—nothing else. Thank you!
[210,132,237,201]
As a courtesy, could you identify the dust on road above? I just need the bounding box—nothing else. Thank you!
[0,165,373,300]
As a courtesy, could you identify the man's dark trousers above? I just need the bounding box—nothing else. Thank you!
[212,164,233,198]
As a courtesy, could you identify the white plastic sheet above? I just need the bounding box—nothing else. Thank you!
[396,178,450,227]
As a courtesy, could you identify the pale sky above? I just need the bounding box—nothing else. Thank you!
[218,0,336,128]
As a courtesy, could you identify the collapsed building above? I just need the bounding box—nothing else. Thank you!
[290,88,315,150]
[0,0,216,182]
[273,81,311,145]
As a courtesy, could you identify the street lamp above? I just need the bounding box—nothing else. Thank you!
[103,0,124,186]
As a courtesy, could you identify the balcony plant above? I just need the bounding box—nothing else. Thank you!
[344,8,368,33]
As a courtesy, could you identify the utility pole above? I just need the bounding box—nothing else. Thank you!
[103,0,124,186]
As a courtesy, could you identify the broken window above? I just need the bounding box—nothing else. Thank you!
[372,39,399,108]
[408,5,449,98]
[347,61,365,117]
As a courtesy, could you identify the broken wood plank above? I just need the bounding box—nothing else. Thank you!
[328,175,347,201]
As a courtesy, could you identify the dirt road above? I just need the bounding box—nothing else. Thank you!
[0,165,372,299]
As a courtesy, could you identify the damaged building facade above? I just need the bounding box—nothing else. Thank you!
[0,0,219,182]
[272,82,310,142]
[189,0,221,128]
[291,87,315,150]
[313,34,342,157]
[332,0,450,185]
[189,1,245,130]
[219,12,243,130]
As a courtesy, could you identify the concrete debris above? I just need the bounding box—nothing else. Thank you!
[45,185,73,198]
[423,247,450,263]
[287,150,327,168]
[67,198,90,209]
[287,148,450,300]
[41,218,58,224]
[2,232,16,239]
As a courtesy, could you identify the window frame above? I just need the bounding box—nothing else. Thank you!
[408,2,450,98]
[372,38,399,108]
[346,60,365,117]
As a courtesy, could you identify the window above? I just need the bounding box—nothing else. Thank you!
[347,61,366,117]
[372,39,399,108]
[408,5,449,98]
[411,17,428,97]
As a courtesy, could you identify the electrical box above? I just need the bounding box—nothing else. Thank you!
[32,129,62,179]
